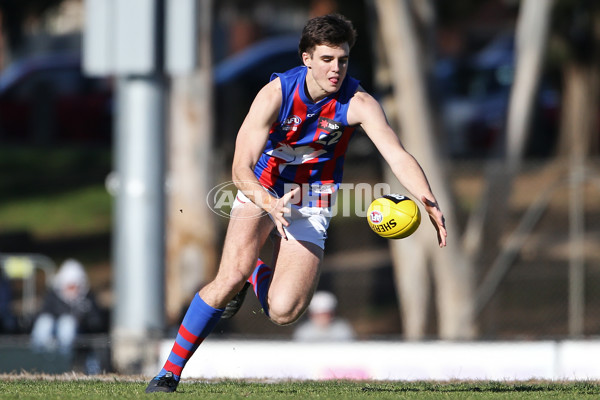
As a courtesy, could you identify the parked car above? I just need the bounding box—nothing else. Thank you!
[434,34,560,158]
[0,52,113,145]
[0,36,363,147]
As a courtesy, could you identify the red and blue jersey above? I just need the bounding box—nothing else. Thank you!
[254,66,360,207]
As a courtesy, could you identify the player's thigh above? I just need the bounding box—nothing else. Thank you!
[268,238,323,324]
[220,203,277,278]
[202,203,274,306]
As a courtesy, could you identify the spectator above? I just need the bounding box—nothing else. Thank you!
[30,259,104,355]
[293,291,355,342]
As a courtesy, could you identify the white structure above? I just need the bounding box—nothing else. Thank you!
[159,339,600,381]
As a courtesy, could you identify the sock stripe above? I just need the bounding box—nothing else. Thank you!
[249,259,272,317]
[251,261,269,282]
[253,270,270,289]
[172,341,198,360]
[255,274,271,295]
[159,294,224,380]
[166,352,186,368]
[178,325,199,345]
[164,360,184,377]
[250,260,266,282]
[255,266,270,280]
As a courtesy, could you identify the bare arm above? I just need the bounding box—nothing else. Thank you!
[347,89,447,247]
[231,78,298,239]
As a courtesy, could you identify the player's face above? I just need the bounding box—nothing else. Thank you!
[302,43,350,102]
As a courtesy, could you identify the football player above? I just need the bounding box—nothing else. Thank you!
[146,13,446,393]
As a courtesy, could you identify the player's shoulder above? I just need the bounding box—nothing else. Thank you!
[347,86,382,125]
[271,65,306,85]
[256,77,282,103]
[350,85,375,104]
[265,76,282,91]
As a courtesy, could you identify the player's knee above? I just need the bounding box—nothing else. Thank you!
[268,301,305,326]
[269,312,300,326]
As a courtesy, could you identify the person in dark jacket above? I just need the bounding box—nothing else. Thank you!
[30,259,104,355]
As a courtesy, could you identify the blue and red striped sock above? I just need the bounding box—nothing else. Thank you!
[159,293,224,380]
[249,259,273,316]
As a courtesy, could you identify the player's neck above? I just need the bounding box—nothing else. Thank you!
[304,74,329,103]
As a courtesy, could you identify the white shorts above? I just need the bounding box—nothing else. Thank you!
[232,190,331,249]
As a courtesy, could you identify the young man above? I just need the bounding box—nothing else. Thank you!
[146,13,446,393]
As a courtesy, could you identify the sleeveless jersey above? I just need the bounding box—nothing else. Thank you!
[253,66,360,208]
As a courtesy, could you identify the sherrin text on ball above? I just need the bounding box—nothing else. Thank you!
[367,194,421,239]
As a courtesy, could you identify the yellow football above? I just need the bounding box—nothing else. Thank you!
[367,194,421,239]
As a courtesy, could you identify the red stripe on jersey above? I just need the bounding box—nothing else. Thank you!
[286,85,308,145]
[293,97,339,198]
[333,125,354,158]
[313,99,341,207]
[320,111,354,179]
[292,156,317,194]
[178,325,199,345]
[317,100,338,134]
[258,85,309,193]
[164,360,184,376]
[258,155,281,189]
[316,123,354,207]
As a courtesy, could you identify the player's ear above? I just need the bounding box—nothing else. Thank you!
[302,52,312,68]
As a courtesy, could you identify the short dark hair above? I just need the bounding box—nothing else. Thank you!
[298,13,357,57]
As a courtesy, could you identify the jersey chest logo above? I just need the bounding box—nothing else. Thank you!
[318,117,341,132]
[282,115,302,132]
[317,117,344,146]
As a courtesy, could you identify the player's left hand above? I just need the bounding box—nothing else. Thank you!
[421,195,447,247]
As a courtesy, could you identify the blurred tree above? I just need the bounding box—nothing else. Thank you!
[553,0,600,158]
[373,0,570,340]
[552,0,600,335]
[466,0,555,318]
[165,0,219,325]
[463,0,600,337]
[373,0,476,340]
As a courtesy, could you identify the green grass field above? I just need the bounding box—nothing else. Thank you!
[1,375,599,399]
[0,147,112,238]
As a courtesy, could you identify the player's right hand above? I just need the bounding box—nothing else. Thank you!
[269,187,300,240]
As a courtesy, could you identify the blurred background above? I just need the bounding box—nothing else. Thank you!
[0,0,599,376]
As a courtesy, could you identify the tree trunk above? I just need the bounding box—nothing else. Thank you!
[559,61,598,335]
[557,65,599,160]
[506,0,555,169]
[165,0,217,325]
[464,0,553,268]
[374,0,475,340]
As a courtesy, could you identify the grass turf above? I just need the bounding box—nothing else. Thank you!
[0,375,599,399]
